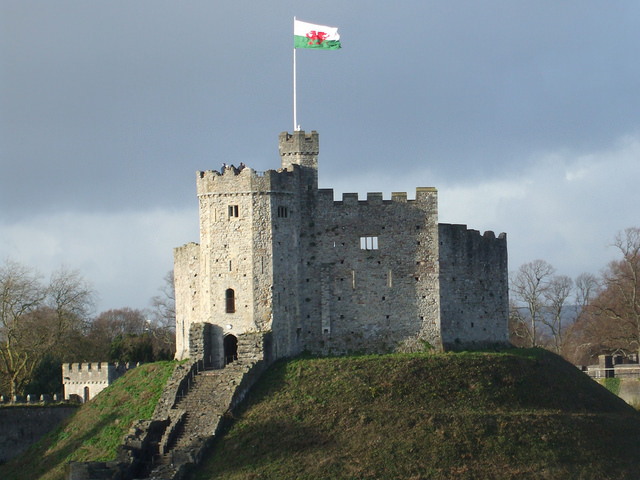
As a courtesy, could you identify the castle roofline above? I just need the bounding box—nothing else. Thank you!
[317,188,438,205]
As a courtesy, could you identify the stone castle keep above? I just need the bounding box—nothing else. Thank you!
[174,130,509,367]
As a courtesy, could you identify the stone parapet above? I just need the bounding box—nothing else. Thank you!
[152,361,199,421]
[0,393,63,404]
[196,166,300,198]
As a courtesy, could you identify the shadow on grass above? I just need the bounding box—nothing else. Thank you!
[192,353,640,480]
[198,417,333,480]
[0,410,124,480]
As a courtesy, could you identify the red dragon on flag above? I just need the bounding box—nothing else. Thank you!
[306,30,330,46]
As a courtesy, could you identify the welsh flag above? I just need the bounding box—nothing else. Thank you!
[294,19,341,50]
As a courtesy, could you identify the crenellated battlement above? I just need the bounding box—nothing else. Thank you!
[317,188,438,207]
[279,130,319,156]
[439,223,507,244]
[195,166,303,197]
[279,130,319,176]
[62,362,138,374]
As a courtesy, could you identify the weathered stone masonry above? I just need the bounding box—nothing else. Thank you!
[174,130,509,363]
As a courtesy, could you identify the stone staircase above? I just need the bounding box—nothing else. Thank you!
[66,332,271,480]
[145,363,254,479]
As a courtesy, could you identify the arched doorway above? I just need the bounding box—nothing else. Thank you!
[83,386,90,403]
[224,334,238,365]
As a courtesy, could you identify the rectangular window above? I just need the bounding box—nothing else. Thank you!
[360,236,379,250]
[228,205,239,218]
[277,206,288,218]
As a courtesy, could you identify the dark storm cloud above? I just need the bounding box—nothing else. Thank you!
[2,1,640,310]
[3,1,639,216]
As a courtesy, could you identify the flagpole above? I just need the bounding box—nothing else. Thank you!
[293,47,297,131]
[293,17,298,131]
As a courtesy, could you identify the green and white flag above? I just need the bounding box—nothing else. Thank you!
[294,19,341,50]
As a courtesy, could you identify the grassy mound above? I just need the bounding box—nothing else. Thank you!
[3,350,639,480]
[0,361,175,480]
[194,349,640,480]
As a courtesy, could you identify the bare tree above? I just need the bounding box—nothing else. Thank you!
[508,298,530,348]
[0,259,47,397]
[541,275,573,354]
[575,272,600,311]
[591,227,640,355]
[45,266,96,354]
[150,271,175,327]
[510,260,556,347]
[0,260,96,396]
[89,307,148,338]
[149,270,176,356]
[561,272,601,365]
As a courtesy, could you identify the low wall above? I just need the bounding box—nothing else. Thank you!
[0,406,77,463]
[618,378,640,406]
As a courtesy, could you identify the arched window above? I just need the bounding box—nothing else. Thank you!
[225,288,235,313]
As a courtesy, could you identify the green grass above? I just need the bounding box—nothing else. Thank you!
[0,361,176,480]
[194,349,640,480]
[602,377,622,396]
[3,351,640,480]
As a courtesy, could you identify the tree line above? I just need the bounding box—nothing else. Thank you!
[510,227,640,366]
[0,261,175,398]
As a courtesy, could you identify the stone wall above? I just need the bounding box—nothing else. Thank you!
[307,187,441,355]
[188,322,227,369]
[0,406,77,462]
[174,242,200,361]
[438,225,509,350]
[617,378,640,406]
[189,322,209,367]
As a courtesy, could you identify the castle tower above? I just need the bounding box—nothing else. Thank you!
[272,131,319,357]
[279,130,319,190]
[174,132,320,364]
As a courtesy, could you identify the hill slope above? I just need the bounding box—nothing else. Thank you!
[2,351,639,480]
[0,361,175,480]
[194,349,640,480]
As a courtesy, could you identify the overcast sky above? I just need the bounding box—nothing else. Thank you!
[2,1,639,313]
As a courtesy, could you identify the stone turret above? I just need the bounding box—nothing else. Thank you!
[279,130,319,189]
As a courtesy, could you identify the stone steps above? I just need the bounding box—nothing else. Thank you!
[162,412,188,453]
[145,361,257,478]
[69,333,271,480]
[171,367,242,448]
